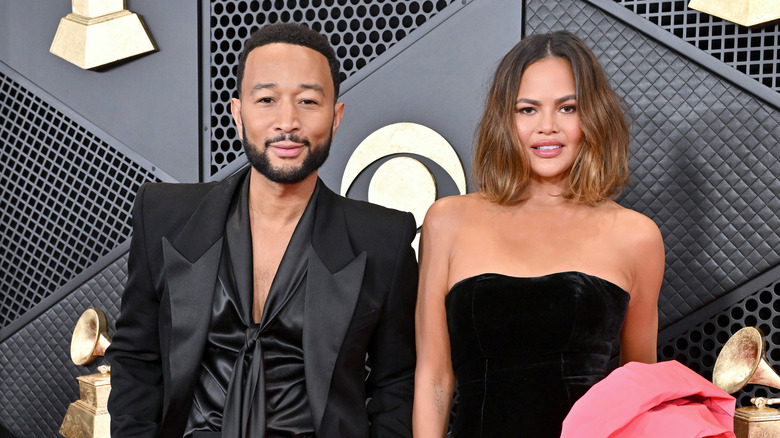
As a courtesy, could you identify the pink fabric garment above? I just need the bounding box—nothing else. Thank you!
[561,360,736,438]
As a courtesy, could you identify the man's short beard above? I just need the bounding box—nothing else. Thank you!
[242,124,331,184]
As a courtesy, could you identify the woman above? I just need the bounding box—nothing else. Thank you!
[413,31,664,437]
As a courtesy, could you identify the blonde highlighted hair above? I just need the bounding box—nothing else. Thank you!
[473,31,629,205]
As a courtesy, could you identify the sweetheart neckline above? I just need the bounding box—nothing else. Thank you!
[447,271,629,296]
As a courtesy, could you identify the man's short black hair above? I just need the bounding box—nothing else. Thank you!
[236,23,341,99]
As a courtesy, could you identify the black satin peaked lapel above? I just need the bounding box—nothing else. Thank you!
[170,169,247,264]
[159,169,248,436]
[304,181,368,430]
[161,236,223,437]
[304,247,367,431]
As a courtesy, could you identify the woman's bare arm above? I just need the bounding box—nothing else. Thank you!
[413,199,457,437]
[619,212,665,365]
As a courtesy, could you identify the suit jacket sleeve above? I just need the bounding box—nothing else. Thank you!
[105,183,165,437]
[366,212,418,437]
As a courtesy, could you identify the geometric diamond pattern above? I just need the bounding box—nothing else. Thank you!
[0,255,126,437]
[528,0,780,329]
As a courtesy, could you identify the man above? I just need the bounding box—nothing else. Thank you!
[106,23,418,438]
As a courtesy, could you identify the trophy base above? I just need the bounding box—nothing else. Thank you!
[59,400,110,438]
[59,371,111,438]
[735,406,780,438]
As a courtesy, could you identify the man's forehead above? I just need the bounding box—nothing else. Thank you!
[242,43,334,93]
[247,42,329,64]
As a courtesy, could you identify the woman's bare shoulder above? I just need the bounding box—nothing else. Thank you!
[600,201,662,240]
[602,203,665,272]
[421,193,490,246]
[424,193,486,224]
[619,206,661,240]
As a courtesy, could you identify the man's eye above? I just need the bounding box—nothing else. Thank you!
[300,99,318,105]
[257,97,274,103]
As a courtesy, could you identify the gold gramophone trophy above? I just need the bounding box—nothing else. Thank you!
[713,326,780,438]
[59,308,112,438]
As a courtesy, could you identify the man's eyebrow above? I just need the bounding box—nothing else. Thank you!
[250,82,276,93]
[300,83,325,94]
[249,82,325,95]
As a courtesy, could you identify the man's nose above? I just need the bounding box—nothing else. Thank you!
[276,100,301,132]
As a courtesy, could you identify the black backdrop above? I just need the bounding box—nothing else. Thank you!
[2,0,780,435]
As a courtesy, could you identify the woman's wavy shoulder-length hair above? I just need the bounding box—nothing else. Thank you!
[472,31,630,205]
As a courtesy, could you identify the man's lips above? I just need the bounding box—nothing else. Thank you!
[269,142,305,157]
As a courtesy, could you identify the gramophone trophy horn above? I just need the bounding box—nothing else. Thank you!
[70,308,111,366]
[713,326,780,438]
[60,308,112,438]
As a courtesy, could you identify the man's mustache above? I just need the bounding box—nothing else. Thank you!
[264,133,311,148]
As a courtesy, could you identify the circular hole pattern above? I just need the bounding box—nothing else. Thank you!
[661,281,780,407]
[208,0,456,176]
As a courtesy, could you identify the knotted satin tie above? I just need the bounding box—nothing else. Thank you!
[222,324,266,438]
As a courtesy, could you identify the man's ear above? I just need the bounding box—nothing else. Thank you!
[230,97,243,139]
[331,101,345,138]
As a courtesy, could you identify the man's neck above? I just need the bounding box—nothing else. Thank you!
[248,169,318,227]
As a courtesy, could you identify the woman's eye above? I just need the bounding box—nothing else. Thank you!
[560,104,576,114]
[516,107,536,115]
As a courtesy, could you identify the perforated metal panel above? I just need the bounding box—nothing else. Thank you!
[659,271,780,407]
[615,0,780,91]
[207,0,458,177]
[0,65,164,332]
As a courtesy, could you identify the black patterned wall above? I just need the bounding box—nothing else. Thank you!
[0,65,166,332]
[658,270,780,407]
[615,0,780,91]
[0,1,460,436]
[3,0,780,436]
[0,255,126,437]
[0,61,171,436]
[527,0,780,407]
[523,0,780,328]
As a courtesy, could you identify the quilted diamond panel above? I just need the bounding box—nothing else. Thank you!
[0,255,126,438]
[527,0,780,329]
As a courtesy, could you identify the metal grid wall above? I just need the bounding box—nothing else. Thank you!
[615,0,780,91]
[208,0,458,176]
[0,68,161,330]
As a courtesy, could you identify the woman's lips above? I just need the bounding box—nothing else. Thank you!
[531,140,564,158]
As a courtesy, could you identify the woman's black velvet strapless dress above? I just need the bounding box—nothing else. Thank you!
[446,272,630,437]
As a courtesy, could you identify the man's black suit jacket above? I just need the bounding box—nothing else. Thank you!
[106,168,418,437]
